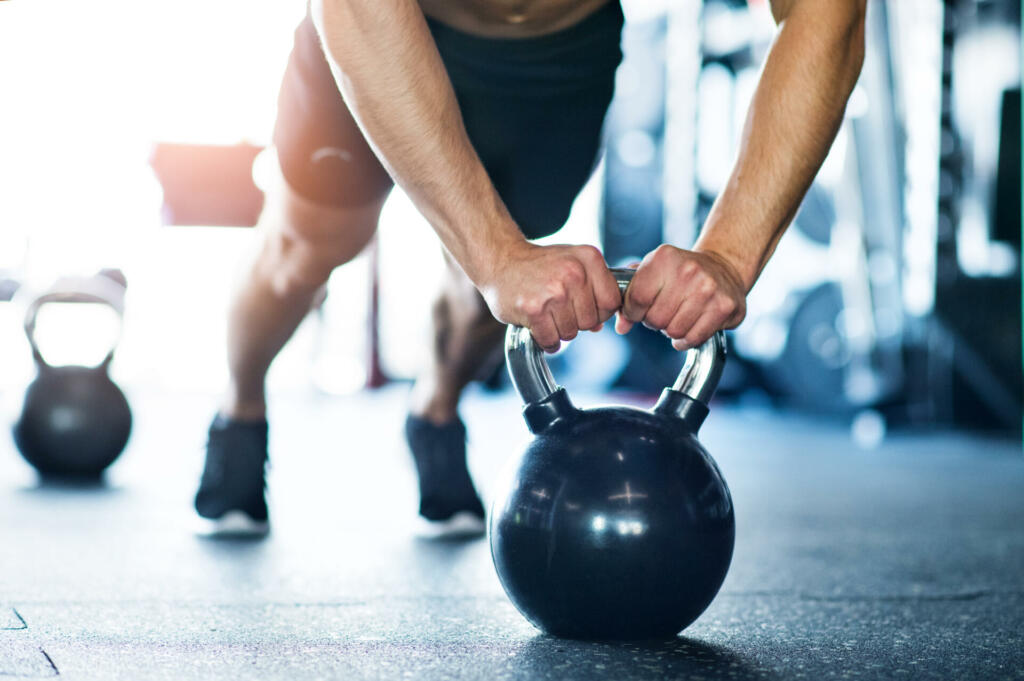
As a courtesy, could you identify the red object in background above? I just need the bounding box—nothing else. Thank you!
[150,141,390,390]
[149,142,265,227]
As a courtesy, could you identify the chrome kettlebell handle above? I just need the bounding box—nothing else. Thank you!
[505,267,726,420]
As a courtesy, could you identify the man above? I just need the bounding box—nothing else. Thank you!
[194,0,867,535]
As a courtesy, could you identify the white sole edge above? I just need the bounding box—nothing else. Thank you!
[195,510,270,537]
[415,511,486,539]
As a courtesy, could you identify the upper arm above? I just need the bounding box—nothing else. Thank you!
[767,0,795,24]
[767,0,867,27]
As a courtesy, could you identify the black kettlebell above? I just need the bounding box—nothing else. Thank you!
[13,271,132,478]
[489,268,734,640]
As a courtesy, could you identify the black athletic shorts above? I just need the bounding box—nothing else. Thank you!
[272,2,624,240]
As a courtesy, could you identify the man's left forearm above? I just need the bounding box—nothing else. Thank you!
[694,1,867,292]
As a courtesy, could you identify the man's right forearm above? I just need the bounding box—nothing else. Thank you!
[310,0,526,284]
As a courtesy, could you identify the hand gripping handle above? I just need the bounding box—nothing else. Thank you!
[504,267,726,431]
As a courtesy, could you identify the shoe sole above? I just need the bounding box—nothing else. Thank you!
[195,510,270,537]
[415,510,486,539]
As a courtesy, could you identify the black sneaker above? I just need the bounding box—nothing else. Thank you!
[405,413,486,538]
[194,415,270,536]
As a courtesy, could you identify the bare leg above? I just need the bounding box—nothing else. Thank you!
[195,174,387,531]
[409,253,507,425]
[403,254,499,532]
[223,176,386,422]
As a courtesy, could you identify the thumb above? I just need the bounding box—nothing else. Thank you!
[615,312,633,335]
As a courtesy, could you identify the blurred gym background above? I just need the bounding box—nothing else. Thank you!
[0,0,1020,449]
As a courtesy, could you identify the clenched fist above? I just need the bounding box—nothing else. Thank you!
[616,245,747,350]
[479,242,621,353]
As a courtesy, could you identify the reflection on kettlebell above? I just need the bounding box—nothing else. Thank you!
[489,268,734,641]
[13,270,132,479]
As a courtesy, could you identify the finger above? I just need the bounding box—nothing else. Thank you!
[622,267,661,324]
[549,299,579,343]
[591,265,623,323]
[615,312,633,335]
[571,278,600,331]
[617,254,659,334]
[570,246,617,323]
[671,309,721,351]
[664,295,705,347]
[640,281,687,333]
[530,315,560,353]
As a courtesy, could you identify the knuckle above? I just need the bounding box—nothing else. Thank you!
[653,244,675,259]
[696,276,717,298]
[560,260,586,285]
[544,279,568,302]
[715,296,737,317]
[578,245,604,264]
[517,296,544,318]
[680,259,700,278]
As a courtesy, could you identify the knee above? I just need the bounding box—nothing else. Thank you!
[258,230,333,298]
[259,192,380,298]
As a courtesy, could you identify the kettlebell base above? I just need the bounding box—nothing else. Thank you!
[535,622,692,643]
[31,470,109,489]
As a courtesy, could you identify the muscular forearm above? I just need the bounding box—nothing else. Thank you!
[694,2,866,292]
[310,0,525,284]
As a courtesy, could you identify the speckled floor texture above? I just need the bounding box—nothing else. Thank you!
[0,385,1022,680]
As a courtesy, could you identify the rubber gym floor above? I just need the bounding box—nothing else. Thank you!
[0,385,1021,681]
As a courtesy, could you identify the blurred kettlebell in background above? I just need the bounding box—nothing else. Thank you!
[13,269,132,478]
